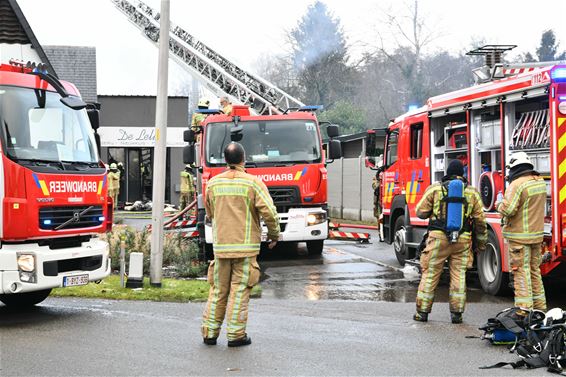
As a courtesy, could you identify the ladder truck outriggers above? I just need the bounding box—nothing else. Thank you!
[112,0,343,256]
[365,45,566,295]
[0,60,112,307]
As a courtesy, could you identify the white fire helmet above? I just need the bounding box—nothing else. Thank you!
[506,152,533,169]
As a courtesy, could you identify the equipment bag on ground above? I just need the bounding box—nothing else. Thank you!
[479,307,566,374]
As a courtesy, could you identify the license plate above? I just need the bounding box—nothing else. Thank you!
[63,274,89,287]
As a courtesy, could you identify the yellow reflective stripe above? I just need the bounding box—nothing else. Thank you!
[502,231,544,238]
[561,185,566,203]
[214,243,261,248]
[560,160,566,178]
[559,133,566,152]
[559,117,566,128]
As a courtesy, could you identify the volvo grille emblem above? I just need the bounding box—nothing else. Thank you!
[72,212,81,222]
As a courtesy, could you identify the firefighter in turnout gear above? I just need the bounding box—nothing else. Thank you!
[497,152,547,311]
[413,160,487,323]
[191,99,210,139]
[220,96,233,116]
[201,142,280,347]
[107,163,121,209]
[179,164,195,210]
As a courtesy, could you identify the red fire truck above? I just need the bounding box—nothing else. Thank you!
[366,46,566,295]
[184,105,341,256]
[0,60,112,307]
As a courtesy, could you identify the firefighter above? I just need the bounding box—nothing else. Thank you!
[191,98,210,138]
[201,142,279,347]
[107,163,121,209]
[497,152,547,311]
[179,164,195,210]
[372,159,384,242]
[220,96,233,116]
[413,159,487,323]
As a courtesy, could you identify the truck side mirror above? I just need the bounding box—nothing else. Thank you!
[183,144,195,165]
[328,139,342,161]
[86,107,100,130]
[184,129,195,143]
[365,130,378,169]
[327,124,339,138]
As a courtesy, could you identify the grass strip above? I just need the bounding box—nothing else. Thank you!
[52,275,261,302]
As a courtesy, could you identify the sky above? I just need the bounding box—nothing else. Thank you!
[16,0,566,98]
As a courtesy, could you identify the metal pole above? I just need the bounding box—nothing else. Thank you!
[120,234,126,288]
[149,0,170,287]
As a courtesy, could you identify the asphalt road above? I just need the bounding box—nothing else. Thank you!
[0,297,551,376]
[1,234,564,376]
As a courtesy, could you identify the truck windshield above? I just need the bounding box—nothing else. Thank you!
[206,120,322,166]
[0,86,98,165]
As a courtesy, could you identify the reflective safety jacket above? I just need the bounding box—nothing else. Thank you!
[180,171,194,193]
[416,179,487,251]
[190,113,207,133]
[205,165,280,258]
[108,170,120,191]
[497,174,546,244]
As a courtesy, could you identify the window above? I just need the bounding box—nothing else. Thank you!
[410,123,423,159]
[386,130,399,166]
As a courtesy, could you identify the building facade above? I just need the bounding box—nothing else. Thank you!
[98,95,189,207]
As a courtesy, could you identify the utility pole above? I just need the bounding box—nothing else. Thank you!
[149,0,170,287]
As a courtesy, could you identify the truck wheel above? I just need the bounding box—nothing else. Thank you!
[477,231,510,296]
[0,289,52,307]
[307,240,324,255]
[393,216,413,266]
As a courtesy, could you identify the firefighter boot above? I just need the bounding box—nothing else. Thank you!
[203,337,217,346]
[413,312,428,322]
[227,334,252,347]
[451,312,463,324]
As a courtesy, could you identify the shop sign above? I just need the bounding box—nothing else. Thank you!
[98,127,187,147]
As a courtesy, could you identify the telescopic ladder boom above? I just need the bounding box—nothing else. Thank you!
[111,0,304,114]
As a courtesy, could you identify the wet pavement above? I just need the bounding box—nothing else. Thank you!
[258,236,566,308]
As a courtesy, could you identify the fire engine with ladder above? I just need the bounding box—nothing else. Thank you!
[366,45,566,295]
[112,0,343,256]
[0,60,112,307]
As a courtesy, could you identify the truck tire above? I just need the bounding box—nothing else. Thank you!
[0,289,52,307]
[307,240,324,255]
[393,216,413,266]
[477,231,510,296]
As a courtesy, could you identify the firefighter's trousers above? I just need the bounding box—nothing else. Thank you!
[201,256,260,340]
[508,241,547,311]
[108,189,119,209]
[179,192,192,211]
[416,236,471,314]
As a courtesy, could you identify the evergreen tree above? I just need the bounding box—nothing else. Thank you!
[536,29,566,61]
[289,1,352,108]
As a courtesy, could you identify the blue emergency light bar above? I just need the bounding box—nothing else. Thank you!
[298,105,323,112]
[551,67,566,81]
[195,109,222,114]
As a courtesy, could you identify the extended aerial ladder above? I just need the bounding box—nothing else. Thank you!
[111,0,304,114]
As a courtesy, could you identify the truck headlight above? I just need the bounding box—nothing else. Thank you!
[17,254,35,272]
[307,212,327,226]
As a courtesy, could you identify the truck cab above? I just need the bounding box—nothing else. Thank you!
[185,105,341,256]
[0,61,111,307]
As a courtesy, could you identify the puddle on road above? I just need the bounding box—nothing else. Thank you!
[258,247,505,304]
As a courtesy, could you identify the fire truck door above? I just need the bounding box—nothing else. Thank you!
[403,117,430,217]
[382,127,401,210]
